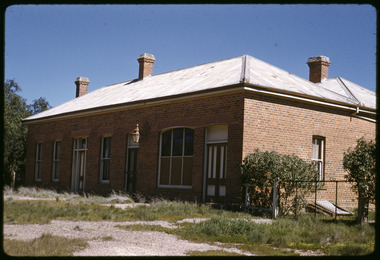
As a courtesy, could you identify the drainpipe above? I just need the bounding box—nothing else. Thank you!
[351,106,360,117]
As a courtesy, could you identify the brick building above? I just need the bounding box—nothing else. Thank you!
[23,54,376,205]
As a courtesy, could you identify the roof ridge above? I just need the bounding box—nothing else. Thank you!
[336,77,361,104]
[150,55,247,80]
[240,55,250,83]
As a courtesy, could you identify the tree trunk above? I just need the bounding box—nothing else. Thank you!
[357,192,367,224]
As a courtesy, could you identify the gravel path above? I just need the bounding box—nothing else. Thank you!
[3,195,322,256]
[4,220,256,256]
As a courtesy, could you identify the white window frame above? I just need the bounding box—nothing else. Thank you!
[99,136,111,183]
[35,142,43,181]
[312,136,325,181]
[52,140,61,182]
[157,128,194,189]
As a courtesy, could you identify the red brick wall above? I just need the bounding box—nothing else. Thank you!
[24,89,375,208]
[243,91,375,209]
[25,92,245,203]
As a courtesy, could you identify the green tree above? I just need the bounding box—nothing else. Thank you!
[343,138,376,224]
[4,80,51,185]
[241,149,319,216]
[28,97,51,114]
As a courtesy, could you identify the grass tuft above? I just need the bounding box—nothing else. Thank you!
[186,250,245,256]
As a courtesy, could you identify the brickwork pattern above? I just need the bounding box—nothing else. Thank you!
[242,91,375,209]
[25,92,245,203]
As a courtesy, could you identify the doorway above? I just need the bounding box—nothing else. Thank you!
[125,134,139,193]
[72,138,87,192]
[204,125,228,203]
[126,148,138,192]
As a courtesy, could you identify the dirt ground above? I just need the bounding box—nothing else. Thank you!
[4,219,258,256]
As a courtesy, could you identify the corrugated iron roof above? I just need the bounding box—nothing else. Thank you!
[24,55,376,122]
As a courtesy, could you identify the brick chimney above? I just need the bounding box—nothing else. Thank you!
[137,53,155,80]
[75,77,90,97]
[307,56,331,83]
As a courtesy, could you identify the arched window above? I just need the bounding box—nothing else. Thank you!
[158,128,194,188]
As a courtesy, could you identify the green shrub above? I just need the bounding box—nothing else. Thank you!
[241,149,319,215]
[343,138,376,224]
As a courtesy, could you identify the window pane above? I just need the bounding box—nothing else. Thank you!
[161,130,172,156]
[160,157,170,185]
[102,160,110,180]
[171,157,182,185]
[80,138,87,149]
[53,162,60,179]
[183,157,192,185]
[184,129,194,156]
[312,138,321,160]
[172,129,183,156]
[37,143,42,160]
[55,141,61,160]
[103,137,111,158]
[36,163,41,179]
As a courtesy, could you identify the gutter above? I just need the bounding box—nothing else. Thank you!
[350,106,376,123]
[243,85,376,120]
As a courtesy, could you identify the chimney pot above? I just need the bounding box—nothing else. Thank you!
[307,56,331,83]
[137,53,155,80]
[75,77,90,97]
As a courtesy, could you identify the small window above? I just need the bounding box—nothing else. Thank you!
[100,136,111,183]
[35,142,43,181]
[159,128,194,187]
[312,137,325,181]
[52,140,61,181]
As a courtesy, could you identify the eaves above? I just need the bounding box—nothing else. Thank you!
[23,82,376,125]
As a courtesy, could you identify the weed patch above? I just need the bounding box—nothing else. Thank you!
[116,224,176,234]
[4,233,88,256]
[4,200,135,224]
[174,214,375,256]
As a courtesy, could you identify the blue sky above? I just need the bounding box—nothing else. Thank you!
[5,4,376,107]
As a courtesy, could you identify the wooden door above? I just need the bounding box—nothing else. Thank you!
[126,148,138,193]
[206,143,227,203]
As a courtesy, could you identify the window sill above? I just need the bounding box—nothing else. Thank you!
[157,185,192,189]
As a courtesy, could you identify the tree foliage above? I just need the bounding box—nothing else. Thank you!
[241,149,319,216]
[343,138,376,223]
[4,79,51,184]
